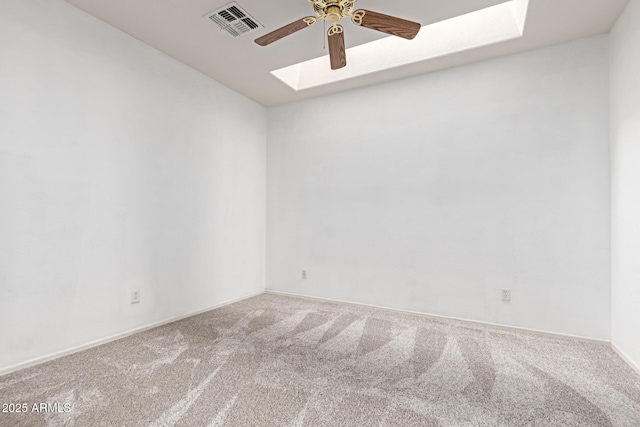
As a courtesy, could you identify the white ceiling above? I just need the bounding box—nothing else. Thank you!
[64,0,629,106]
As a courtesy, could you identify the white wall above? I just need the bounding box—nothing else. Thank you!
[611,0,640,370]
[267,36,611,340]
[0,0,266,371]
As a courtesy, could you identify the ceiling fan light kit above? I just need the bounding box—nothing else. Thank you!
[255,0,421,70]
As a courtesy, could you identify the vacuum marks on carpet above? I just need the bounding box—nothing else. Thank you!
[1,293,639,426]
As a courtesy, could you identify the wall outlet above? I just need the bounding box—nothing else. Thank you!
[301,269,307,280]
[131,290,140,304]
[501,288,511,303]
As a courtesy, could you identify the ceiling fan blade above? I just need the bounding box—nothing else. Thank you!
[352,10,421,40]
[255,17,316,46]
[328,26,346,70]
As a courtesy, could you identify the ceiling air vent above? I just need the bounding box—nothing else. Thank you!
[205,2,263,38]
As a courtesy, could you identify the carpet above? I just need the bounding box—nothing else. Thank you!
[1,293,639,426]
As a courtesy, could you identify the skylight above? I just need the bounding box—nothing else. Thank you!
[272,0,530,91]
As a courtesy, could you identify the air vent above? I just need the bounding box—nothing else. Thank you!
[205,2,263,38]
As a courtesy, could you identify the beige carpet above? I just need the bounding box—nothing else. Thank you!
[1,293,639,426]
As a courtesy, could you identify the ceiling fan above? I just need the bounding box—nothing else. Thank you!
[255,0,421,70]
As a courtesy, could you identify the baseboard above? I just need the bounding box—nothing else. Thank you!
[265,290,610,345]
[0,290,265,378]
[3,289,616,378]
[611,343,640,378]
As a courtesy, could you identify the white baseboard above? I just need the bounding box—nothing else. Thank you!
[265,290,610,344]
[611,343,640,378]
[0,290,265,378]
[4,289,622,378]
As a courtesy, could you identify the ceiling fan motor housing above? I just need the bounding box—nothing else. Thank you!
[325,4,342,23]
[311,0,357,23]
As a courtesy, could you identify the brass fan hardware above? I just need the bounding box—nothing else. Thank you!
[351,10,366,26]
[255,0,421,70]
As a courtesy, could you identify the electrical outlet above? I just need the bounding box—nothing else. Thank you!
[501,288,511,303]
[131,290,140,304]
[301,270,307,280]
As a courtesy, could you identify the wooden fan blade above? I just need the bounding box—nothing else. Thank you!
[352,10,420,40]
[255,17,316,46]
[328,27,346,70]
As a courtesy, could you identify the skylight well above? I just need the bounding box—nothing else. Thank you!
[272,0,530,91]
